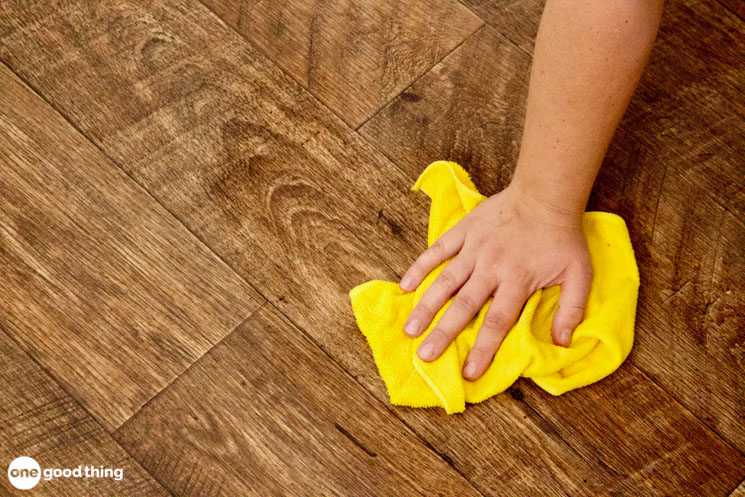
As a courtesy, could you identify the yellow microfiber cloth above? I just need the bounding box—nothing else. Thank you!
[349,160,640,414]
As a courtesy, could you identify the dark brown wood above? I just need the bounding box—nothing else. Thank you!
[361,2,745,454]
[115,305,483,497]
[1,0,743,495]
[0,329,170,497]
[201,0,483,128]
[731,480,745,497]
[0,62,262,431]
[717,0,745,21]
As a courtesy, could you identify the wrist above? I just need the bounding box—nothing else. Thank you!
[504,175,585,229]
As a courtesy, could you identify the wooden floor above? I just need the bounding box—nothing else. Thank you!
[1,1,743,496]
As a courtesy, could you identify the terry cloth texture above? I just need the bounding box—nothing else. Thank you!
[349,160,640,414]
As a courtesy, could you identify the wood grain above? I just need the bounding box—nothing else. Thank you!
[359,26,528,191]
[1,1,743,495]
[459,0,543,53]
[0,328,170,497]
[0,4,607,495]
[361,1,745,453]
[717,0,745,21]
[200,0,483,128]
[0,62,262,431]
[519,365,744,496]
[450,0,745,216]
[731,480,745,497]
[115,305,483,497]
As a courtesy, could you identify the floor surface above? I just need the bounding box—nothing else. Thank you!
[1,1,743,496]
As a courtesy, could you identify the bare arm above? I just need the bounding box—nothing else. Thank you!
[513,0,664,216]
[400,0,663,381]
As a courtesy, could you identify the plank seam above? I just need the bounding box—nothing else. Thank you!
[355,22,487,132]
[715,0,745,22]
[0,56,267,427]
[112,301,270,432]
[0,325,176,497]
[454,0,533,57]
[192,0,745,481]
[197,0,354,130]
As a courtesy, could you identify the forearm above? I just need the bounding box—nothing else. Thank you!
[511,0,663,220]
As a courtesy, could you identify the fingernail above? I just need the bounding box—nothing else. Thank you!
[464,361,478,378]
[404,319,420,336]
[560,328,572,347]
[418,342,435,361]
[400,274,413,291]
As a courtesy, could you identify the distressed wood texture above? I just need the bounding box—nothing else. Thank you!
[731,480,745,497]
[462,0,745,49]
[201,0,482,127]
[1,1,744,495]
[0,4,604,496]
[0,62,262,431]
[717,0,745,21]
[115,305,482,497]
[361,26,529,191]
[361,0,745,454]
[460,0,543,53]
[0,329,170,497]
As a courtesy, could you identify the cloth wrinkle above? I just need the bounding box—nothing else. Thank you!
[349,160,640,414]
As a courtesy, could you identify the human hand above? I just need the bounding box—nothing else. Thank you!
[399,181,593,381]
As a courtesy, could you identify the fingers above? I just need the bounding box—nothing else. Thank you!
[462,283,530,380]
[400,225,465,292]
[416,273,494,362]
[404,255,474,337]
[551,264,593,347]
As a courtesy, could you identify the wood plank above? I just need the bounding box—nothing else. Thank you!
[0,63,262,431]
[200,0,483,128]
[359,26,529,191]
[518,366,744,496]
[1,1,742,495]
[717,0,745,21]
[0,4,603,496]
[360,7,745,453]
[115,305,482,497]
[730,479,745,497]
[0,328,170,497]
[459,0,543,53]
[610,164,745,457]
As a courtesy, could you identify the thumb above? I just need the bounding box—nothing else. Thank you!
[551,265,592,347]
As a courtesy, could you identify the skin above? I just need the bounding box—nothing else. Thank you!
[400,0,664,381]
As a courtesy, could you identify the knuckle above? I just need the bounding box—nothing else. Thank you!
[507,260,527,275]
[495,266,522,286]
[561,304,585,319]
[436,270,458,289]
[453,293,478,312]
[429,240,445,258]
[470,342,496,357]
[414,300,435,317]
[483,309,510,330]
[480,256,501,274]
[430,327,455,343]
